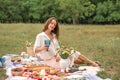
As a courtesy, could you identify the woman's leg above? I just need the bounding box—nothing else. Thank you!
[74,58,84,64]
[74,54,98,67]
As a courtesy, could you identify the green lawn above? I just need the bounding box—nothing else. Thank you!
[0,24,120,80]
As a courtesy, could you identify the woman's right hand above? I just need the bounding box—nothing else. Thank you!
[35,45,48,53]
[41,45,48,51]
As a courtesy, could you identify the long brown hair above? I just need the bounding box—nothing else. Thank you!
[43,17,59,39]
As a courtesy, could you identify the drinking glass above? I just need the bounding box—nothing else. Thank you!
[44,39,51,51]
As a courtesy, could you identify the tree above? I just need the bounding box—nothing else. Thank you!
[0,0,8,22]
[93,0,120,24]
[21,0,59,23]
[57,0,95,24]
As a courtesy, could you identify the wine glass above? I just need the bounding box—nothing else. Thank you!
[44,39,51,51]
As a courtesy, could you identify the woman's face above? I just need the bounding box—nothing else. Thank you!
[48,19,57,31]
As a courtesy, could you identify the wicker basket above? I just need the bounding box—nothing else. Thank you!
[26,47,34,56]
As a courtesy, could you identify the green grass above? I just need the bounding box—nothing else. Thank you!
[0,24,120,80]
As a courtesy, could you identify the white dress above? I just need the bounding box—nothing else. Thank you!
[34,32,60,69]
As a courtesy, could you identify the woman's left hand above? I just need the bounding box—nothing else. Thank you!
[55,55,60,62]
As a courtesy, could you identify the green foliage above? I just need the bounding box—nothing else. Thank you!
[0,0,119,24]
[93,0,120,24]
[97,71,110,79]
[57,0,95,24]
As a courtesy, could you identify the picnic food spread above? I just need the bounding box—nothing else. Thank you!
[2,54,72,80]
[1,53,102,80]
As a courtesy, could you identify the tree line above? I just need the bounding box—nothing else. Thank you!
[0,0,120,24]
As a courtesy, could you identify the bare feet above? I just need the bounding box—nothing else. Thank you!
[90,61,99,67]
[95,61,101,67]
[90,61,102,67]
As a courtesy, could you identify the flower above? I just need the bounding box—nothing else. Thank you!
[26,41,32,47]
[56,45,76,59]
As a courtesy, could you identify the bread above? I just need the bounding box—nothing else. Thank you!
[11,68,24,76]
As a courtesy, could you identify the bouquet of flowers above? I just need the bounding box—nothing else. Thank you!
[56,45,76,59]
[25,41,34,56]
[26,41,32,47]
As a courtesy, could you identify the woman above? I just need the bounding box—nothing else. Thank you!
[34,17,60,69]
[34,17,99,69]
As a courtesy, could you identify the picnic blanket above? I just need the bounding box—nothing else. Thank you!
[1,54,111,80]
